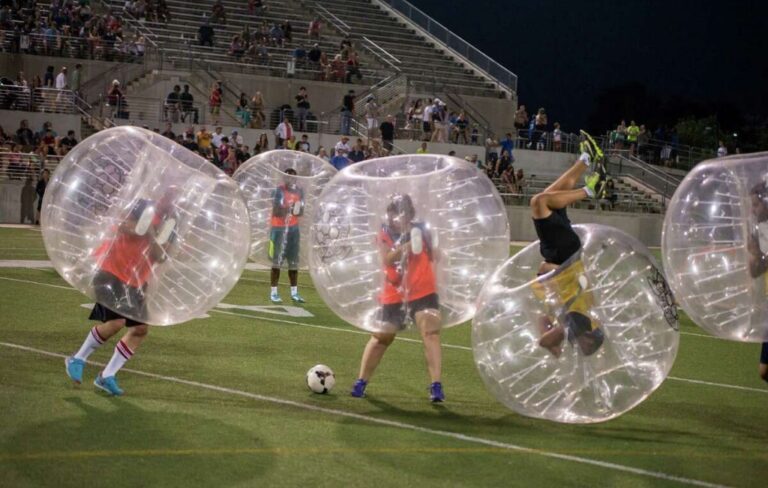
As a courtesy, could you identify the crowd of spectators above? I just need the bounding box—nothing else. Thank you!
[0,118,78,182]
[402,97,478,145]
[0,1,147,62]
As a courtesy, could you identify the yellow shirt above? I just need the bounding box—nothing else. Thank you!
[197,131,212,148]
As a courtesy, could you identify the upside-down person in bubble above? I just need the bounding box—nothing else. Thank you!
[350,193,445,402]
[530,130,605,357]
[745,181,768,383]
[269,168,306,303]
[64,195,178,396]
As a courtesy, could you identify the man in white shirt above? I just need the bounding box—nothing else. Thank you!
[334,136,351,156]
[211,126,225,148]
[230,130,244,147]
[274,118,293,148]
[55,66,68,89]
[717,141,727,158]
[364,97,379,138]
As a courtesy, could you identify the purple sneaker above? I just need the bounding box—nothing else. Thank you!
[350,379,367,398]
[429,382,445,403]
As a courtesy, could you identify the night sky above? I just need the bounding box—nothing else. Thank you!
[408,0,768,133]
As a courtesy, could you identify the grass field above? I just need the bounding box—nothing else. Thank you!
[0,225,766,487]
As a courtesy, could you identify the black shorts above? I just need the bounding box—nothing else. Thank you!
[88,271,146,327]
[422,121,431,133]
[377,293,440,330]
[761,342,768,365]
[533,208,581,265]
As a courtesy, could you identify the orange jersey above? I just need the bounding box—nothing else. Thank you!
[378,223,436,304]
[271,184,303,228]
[93,230,156,288]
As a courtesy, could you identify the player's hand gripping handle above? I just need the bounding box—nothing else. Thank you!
[135,206,155,236]
[410,227,423,254]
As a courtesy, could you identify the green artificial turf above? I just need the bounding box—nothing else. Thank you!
[0,227,766,487]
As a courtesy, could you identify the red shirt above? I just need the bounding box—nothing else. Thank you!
[93,230,156,288]
[378,224,436,304]
[271,184,303,227]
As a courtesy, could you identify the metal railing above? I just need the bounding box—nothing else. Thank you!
[0,153,63,181]
[375,0,517,95]
[0,86,76,114]
[0,30,148,63]
[605,153,681,201]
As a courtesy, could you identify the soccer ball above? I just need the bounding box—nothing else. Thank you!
[306,364,335,394]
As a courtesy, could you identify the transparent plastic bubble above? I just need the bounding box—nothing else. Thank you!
[663,153,768,341]
[41,126,251,326]
[232,150,337,269]
[473,224,679,423]
[309,154,510,333]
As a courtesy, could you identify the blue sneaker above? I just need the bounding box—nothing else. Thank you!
[291,293,305,304]
[429,382,445,403]
[94,374,124,396]
[350,379,367,398]
[65,356,85,384]
[270,291,283,303]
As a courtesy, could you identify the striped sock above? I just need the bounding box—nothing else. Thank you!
[74,327,106,361]
[102,340,134,378]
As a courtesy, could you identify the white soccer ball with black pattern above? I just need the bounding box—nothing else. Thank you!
[306,364,335,394]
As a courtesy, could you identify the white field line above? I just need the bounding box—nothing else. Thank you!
[0,275,766,395]
[0,341,728,488]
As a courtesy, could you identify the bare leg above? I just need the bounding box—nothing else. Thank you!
[120,324,149,351]
[270,267,280,287]
[94,319,126,342]
[760,363,768,383]
[543,156,590,194]
[537,316,564,357]
[288,269,298,287]
[357,332,396,381]
[415,309,442,383]
[530,188,589,219]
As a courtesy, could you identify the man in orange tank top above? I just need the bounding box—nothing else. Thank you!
[350,194,445,402]
[64,197,177,396]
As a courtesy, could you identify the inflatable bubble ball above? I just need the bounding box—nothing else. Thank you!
[41,126,251,326]
[309,154,510,333]
[233,150,337,269]
[663,152,768,341]
[473,224,679,423]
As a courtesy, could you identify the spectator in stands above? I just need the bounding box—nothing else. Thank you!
[341,90,355,136]
[281,21,293,43]
[319,51,331,81]
[364,96,379,138]
[292,45,307,68]
[500,164,516,193]
[211,0,227,24]
[514,105,528,139]
[165,84,181,123]
[334,136,351,156]
[717,140,728,158]
[499,133,515,160]
[16,120,34,147]
[308,17,321,39]
[269,23,284,48]
[552,122,562,152]
[20,176,36,224]
[209,81,222,120]
[161,123,175,141]
[196,126,213,157]
[229,35,245,60]
[330,148,349,171]
[340,36,353,58]
[43,66,54,88]
[236,93,251,127]
[380,115,395,152]
[230,130,244,147]
[422,99,433,141]
[514,168,527,194]
[348,139,366,163]
[198,17,215,47]
[495,150,513,178]
[611,120,627,150]
[331,54,345,83]
[54,66,68,90]
[627,120,640,155]
[295,87,310,132]
[70,64,82,98]
[107,80,127,118]
[600,179,617,210]
[308,43,322,66]
[298,134,311,153]
[285,135,297,150]
[345,52,362,83]
[212,126,225,150]
[417,142,428,154]
[452,112,469,144]
[249,91,266,129]
[237,145,251,164]
[274,117,293,149]
[180,85,199,124]
[316,146,330,163]
[637,124,649,160]
[249,0,266,15]
[57,130,78,156]
[256,133,269,153]
[529,107,547,149]
[35,169,50,225]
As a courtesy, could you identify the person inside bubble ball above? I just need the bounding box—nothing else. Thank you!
[64,196,178,396]
[350,193,445,402]
[269,168,305,303]
[530,130,605,357]
[744,180,768,383]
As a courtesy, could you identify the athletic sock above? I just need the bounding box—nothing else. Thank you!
[291,286,298,296]
[579,152,591,166]
[271,286,278,295]
[74,326,106,361]
[101,339,134,378]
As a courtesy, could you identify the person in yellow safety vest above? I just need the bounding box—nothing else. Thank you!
[627,120,640,155]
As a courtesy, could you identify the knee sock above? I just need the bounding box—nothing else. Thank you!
[102,339,134,378]
[74,326,106,361]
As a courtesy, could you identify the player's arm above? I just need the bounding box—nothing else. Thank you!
[747,232,768,278]
[272,187,288,217]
